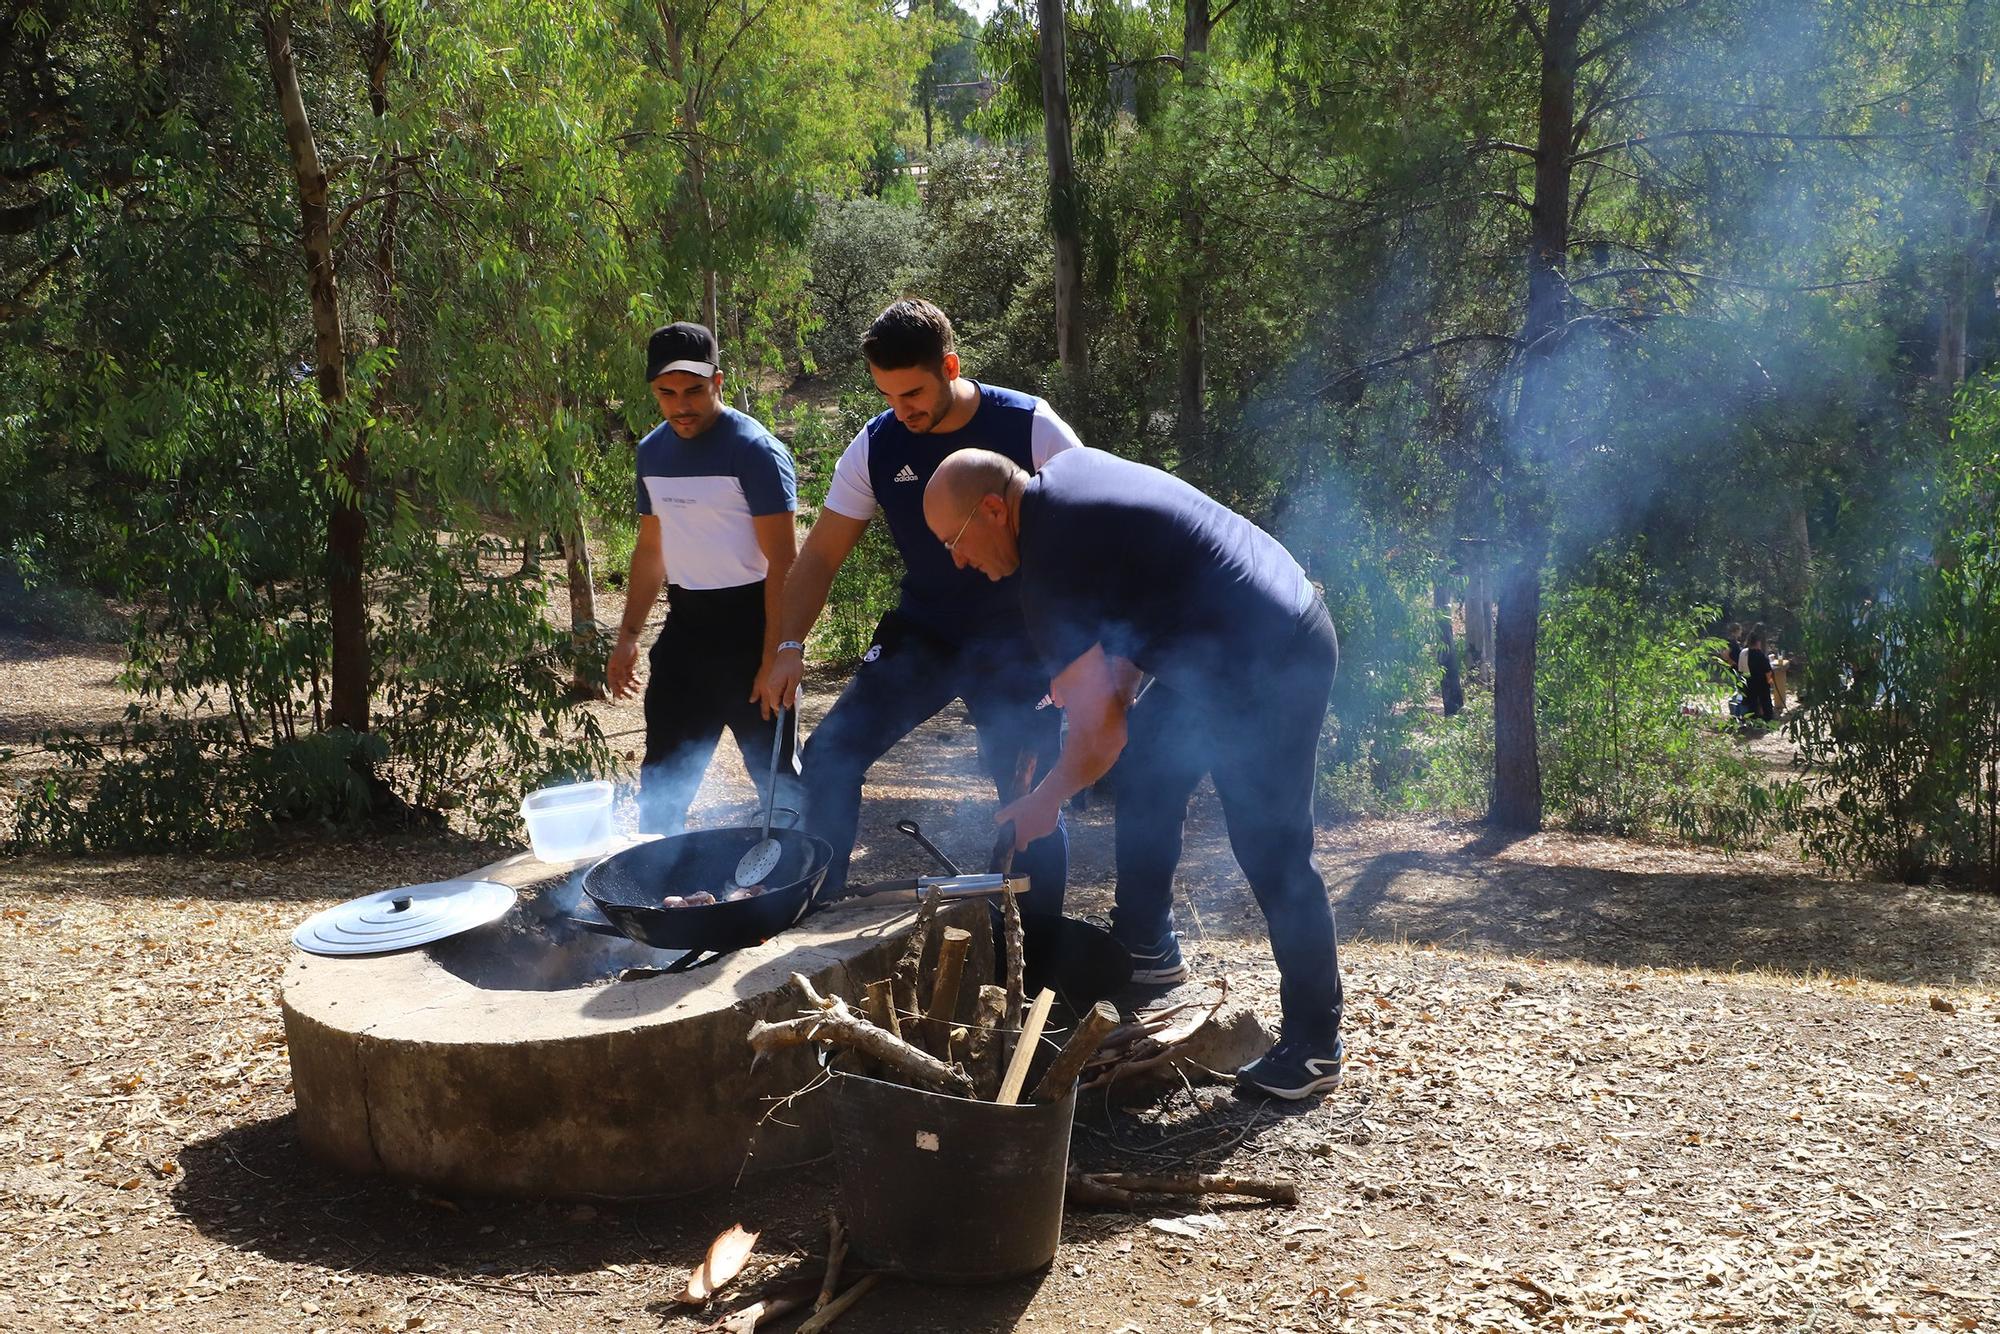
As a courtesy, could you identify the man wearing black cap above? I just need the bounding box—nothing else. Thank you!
[753,299,1078,917]
[609,321,802,833]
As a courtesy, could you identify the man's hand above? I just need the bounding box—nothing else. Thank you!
[608,635,642,700]
[754,647,802,715]
[996,786,1064,852]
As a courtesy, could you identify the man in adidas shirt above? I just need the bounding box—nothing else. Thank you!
[609,321,802,834]
[754,299,1076,914]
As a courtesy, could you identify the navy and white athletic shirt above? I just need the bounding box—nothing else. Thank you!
[823,382,1082,641]
[1015,450,1318,696]
[635,406,797,590]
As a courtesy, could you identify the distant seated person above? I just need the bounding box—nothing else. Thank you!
[1739,628,1775,723]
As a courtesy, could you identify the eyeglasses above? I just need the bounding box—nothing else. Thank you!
[944,499,981,554]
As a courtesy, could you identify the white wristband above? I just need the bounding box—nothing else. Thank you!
[776,640,805,656]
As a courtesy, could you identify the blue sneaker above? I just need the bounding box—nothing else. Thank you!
[1237,1034,1343,1099]
[1120,931,1189,985]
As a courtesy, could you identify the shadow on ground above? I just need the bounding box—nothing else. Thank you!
[1163,826,2000,988]
[172,1109,1176,1332]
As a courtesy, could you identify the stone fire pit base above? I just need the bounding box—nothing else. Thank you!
[283,848,991,1199]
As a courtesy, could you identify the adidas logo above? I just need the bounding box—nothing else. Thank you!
[893,464,919,483]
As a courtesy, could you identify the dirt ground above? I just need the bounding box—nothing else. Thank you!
[3,630,1999,1333]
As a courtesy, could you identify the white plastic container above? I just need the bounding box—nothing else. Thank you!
[520,780,615,862]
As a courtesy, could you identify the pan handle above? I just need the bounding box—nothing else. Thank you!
[894,819,962,876]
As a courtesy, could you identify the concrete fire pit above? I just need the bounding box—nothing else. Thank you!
[283,846,990,1199]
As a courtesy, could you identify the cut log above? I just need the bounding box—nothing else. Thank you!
[924,927,973,1058]
[995,987,1055,1105]
[1027,1000,1119,1104]
[965,984,1008,1100]
[891,887,943,1006]
[862,980,898,1037]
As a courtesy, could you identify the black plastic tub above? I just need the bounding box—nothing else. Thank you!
[825,1068,1076,1284]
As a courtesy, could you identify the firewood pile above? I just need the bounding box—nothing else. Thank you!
[747,881,1117,1105]
[698,888,1297,1329]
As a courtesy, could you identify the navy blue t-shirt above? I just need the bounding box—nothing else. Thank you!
[1016,450,1318,695]
[823,383,1083,642]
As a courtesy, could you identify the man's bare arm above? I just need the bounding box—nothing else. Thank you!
[995,644,1132,848]
[609,515,666,700]
[754,509,870,711]
[747,511,800,718]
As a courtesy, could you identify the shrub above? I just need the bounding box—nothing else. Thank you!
[1536,565,1764,842]
[1785,389,2000,887]
[1404,559,1770,845]
[802,194,932,375]
[784,396,905,665]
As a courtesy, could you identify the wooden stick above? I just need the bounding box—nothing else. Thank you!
[1067,1172,1300,1208]
[892,978,920,1039]
[711,1294,805,1333]
[891,887,943,1007]
[924,927,973,1058]
[748,1000,974,1098]
[814,1212,847,1313]
[1000,888,1032,1032]
[995,987,1055,1105]
[862,979,898,1037]
[1027,1000,1119,1104]
[794,1274,879,1333]
[995,752,1036,1030]
[964,984,1009,1100]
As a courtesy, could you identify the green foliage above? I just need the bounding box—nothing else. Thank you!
[373,536,613,841]
[7,718,387,853]
[1406,559,1771,845]
[1786,384,2000,887]
[787,395,906,664]
[1535,560,1769,844]
[1,0,919,852]
[803,194,933,374]
[1403,691,1497,819]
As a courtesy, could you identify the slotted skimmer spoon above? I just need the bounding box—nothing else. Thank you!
[733,706,787,888]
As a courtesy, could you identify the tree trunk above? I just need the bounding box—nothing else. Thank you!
[1936,0,1988,395]
[262,8,368,735]
[1435,582,1464,716]
[659,3,719,331]
[1489,0,1580,832]
[565,486,604,700]
[1490,548,1544,828]
[1038,0,1087,373]
[1175,0,1211,462]
[1782,505,1811,617]
[1464,557,1493,681]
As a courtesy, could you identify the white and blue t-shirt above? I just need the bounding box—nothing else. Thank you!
[822,383,1082,641]
[635,407,797,590]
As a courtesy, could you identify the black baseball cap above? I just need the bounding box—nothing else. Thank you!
[645,321,719,381]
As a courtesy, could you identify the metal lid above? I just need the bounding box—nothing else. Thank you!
[291,879,517,956]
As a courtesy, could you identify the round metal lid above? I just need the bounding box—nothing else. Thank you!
[291,879,517,956]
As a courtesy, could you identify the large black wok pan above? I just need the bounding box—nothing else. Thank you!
[579,826,833,959]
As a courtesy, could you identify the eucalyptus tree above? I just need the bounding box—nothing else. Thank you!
[1,0,925,844]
